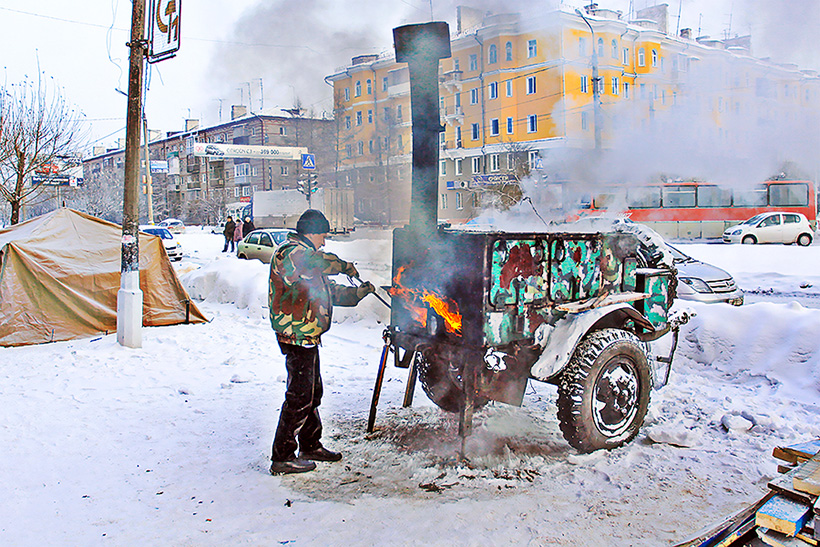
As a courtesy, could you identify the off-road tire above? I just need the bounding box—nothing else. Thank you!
[557,329,652,453]
[798,233,813,247]
[416,349,486,413]
[742,235,756,245]
[237,253,247,260]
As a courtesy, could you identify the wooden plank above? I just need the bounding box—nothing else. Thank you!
[757,527,815,547]
[673,493,773,547]
[774,440,820,465]
[757,495,813,537]
[770,467,819,506]
[794,455,820,497]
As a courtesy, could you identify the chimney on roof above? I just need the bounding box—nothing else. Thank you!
[185,119,199,132]
[680,28,692,39]
[456,5,484,34]
[93,146,106,157]
[231,105,248,120]
[635,4,669,34]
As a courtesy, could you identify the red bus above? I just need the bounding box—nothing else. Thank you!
[584,180,816,239]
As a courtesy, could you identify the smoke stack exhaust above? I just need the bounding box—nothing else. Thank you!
[393,22,451,236]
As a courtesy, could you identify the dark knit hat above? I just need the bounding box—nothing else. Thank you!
[296,209,330,234]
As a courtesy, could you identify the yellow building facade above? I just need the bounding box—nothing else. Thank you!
[328,4,820,225]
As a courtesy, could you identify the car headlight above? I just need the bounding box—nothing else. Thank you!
[680,277,712,293]
[731,229,742,236]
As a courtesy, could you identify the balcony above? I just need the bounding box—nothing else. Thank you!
[441,70,463,92]
[443,106,464,126]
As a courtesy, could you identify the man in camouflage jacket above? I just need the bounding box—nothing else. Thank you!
[268,209,374,474]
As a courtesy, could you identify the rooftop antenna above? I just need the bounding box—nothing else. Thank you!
[237,86,244,106]
[214,98,223,122]
[428,0,433,21]
[256,78,264,111]
[676,0,682,35]
[725,2,734,39]
[697,13,703,36]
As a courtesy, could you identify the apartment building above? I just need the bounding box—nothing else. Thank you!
[329,4,820,224]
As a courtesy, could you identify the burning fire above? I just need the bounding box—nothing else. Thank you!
[391,265,463,334]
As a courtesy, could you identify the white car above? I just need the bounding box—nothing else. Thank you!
[722,212,814,246]
[157,218,185,234]
[140,226,183,261]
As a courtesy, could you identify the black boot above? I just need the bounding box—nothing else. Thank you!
[270,457,316,475]
[299,446,342,462]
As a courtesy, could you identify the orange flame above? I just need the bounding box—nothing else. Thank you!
[390,265,463,335]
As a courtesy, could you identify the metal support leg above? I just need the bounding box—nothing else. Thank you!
[458,363,477,458]
[402,352,418,408]
[367,339,391,433]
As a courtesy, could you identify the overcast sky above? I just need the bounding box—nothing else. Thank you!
[1,0,815,154]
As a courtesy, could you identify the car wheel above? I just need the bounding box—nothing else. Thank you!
[797,233,813,247]
[741,235,756,245]
[238,254,247,260]
[557,329,651,453]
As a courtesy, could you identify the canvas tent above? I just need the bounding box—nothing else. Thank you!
[0,208,207,346]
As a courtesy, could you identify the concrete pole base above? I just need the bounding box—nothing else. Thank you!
[117,270,143,348]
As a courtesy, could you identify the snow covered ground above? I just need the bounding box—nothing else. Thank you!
[1,226,819,546]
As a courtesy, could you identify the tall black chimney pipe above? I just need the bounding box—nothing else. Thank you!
[393,22,451,236]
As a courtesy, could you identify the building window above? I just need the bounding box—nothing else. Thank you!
[640,83,646,98]
[383,107,390,122]
[581,111,589,131]
[455,158,463,175]
[471,123,480,140]
[527,39,537,58]
[488,44,497,64]
[234,187,240,198]
[528,151,539,168]
[506,153,514,170]
[611,39,618,58]
[488,81,498,99]
[369,140,374,153]
[242,186,251,197]
[526,76,536,95]
[397,105,402,119]
[580,75,588,93]
[470,88,479,104]
[469,54,478,71]
[357,141,364,155]
[345,116,351,129]
[506,117,513,134]
[489,153,500,171]
[439,160,446,176]
[356,111,362,125]
[456,192,463,210]
[597,77,605,95]
[455,126,462,146]
[527,114,537,132]
[441,193,448,210]
[234,163,251,177]
[623,81,630,99]
[366,79,372,94]
[355,81,361,97]
[638,48,645,67]
[612,77,619,95]
[472,156,481,173]
[345,144,352,158]
[367,109,373,123]
[506,80,513,97]
[597,38,604,57]
[382,76,388,91]
[279,126,287,135]
[505,41,512,61]
[651,49,658,67]
[344,88,350,101]
[579,37,587,56]
[383,136,389,149]
[623,48,629,65]
[280,166,288,175]
[490,118,499,136]
[398,135,403,149]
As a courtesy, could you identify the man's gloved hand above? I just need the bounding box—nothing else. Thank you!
[344,261,359,278]
[356,281,375,299]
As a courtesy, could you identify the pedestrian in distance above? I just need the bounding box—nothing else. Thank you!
[242,216,256,238]
[268,209,375,475]
[222,216,236,252]
[233,219,243,250]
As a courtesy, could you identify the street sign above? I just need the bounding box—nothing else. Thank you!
[148,0,181,63]
[301,153,316,170]
[193,143,308,160]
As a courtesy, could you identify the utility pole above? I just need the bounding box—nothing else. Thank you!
[576,8,602,152]
[142,110,154,224]
[118,0,146,348]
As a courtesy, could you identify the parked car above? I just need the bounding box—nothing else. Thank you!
[236,228,293,263]
[157,218,185,234]
[140,226,183,261]
[667,244,743,305]
[722,212,813,246]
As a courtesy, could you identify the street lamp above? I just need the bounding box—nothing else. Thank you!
[576,8,602,152]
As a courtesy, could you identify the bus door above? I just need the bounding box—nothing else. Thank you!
[756,213,783,243]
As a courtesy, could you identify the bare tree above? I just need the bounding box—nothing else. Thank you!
[0,75,86,224]
[476,140,530,211]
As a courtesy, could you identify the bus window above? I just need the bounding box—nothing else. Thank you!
[769,182,808,206]
[626,186,661,208]
[697,185,732,207]
[734,185,767,207]
[662,185,696,208]
[592,192,618,209]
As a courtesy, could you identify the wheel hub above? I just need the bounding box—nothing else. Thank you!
[592,358,640,437]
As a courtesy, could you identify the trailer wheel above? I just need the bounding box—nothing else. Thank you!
[416,348,486,413]
[557,328,651,453]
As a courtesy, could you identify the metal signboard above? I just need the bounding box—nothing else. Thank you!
[148,0,181,63]
[301,153,316,169]
[472,174,519,187]
[193,143,308,160]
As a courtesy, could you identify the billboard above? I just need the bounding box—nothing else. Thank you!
[192,143,308,160]
[148,0,181,63]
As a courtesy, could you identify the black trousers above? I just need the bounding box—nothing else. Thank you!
[271,342,323,462]
[222,236,235,252]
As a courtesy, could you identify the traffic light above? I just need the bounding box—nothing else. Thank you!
[297,173,319,197]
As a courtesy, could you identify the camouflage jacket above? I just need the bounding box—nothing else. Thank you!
[268,233,361,346]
